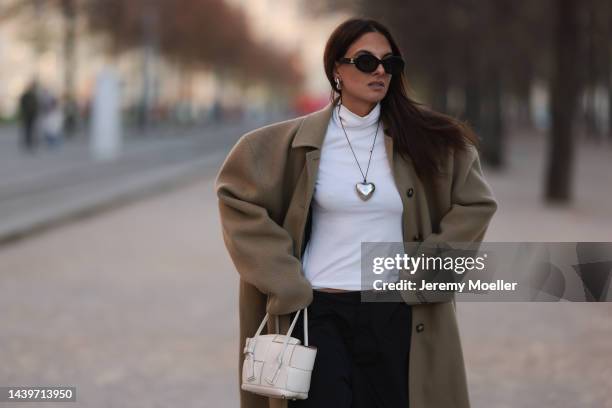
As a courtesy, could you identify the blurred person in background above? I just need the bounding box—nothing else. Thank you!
[18,80,40,153]
[216,17,497,408]
[40,93,64,149]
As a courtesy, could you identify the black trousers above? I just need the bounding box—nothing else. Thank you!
[288,289,412,408]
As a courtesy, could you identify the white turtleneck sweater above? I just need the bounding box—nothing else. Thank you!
[302,100,404,290]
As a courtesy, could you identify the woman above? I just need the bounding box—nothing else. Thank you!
[215,17,498,408]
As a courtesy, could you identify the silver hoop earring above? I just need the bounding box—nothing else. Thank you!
[334,77,342,91]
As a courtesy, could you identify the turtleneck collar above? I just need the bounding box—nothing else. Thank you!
[332,99,381,129]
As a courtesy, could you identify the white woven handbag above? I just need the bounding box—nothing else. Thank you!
[241,307,317,400]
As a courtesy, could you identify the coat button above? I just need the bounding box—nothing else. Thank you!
[406,187,414,197]
[416,323,425,333]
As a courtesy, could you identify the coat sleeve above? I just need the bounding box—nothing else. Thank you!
[214,134,313,316]
[400,144,498,304]
[423,144,498,245]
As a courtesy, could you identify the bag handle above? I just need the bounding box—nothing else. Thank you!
[252,307,309,346]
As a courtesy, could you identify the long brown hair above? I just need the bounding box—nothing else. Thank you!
[323,17,479,181]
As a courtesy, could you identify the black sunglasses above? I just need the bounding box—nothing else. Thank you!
[338,54,404,75]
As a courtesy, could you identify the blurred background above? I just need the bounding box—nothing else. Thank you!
[0,0,611,407]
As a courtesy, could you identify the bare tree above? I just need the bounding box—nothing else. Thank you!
[61,0,77,136]
[545,0,581,202]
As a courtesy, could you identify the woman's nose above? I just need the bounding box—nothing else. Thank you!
[374,62,386,75]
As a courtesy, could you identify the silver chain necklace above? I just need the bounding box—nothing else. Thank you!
[337,102,380,201]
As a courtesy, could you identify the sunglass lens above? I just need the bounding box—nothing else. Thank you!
[355,54,379,73]
[383,56,404,75]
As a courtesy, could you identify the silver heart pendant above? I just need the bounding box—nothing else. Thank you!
[355,182,375,201]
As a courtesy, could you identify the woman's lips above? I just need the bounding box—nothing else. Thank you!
[368,82,384,90]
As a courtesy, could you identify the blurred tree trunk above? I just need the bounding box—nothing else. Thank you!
[545,0,581,202]
[431,68,449,113]
[138,2,158,133]
[605,0,612,140]
[583,2,600,140]
[481,63,504,167]
[463,42,481,133]
[516,78,533,130]
[477,1,508,169]
[62,0,77,137]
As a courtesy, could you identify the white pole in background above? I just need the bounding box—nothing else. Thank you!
[90,67,122,160]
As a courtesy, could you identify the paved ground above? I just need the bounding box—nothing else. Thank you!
[0,178,237,407]
[0,125,611,407]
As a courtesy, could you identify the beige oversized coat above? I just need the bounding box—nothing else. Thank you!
[214,100,498,408]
